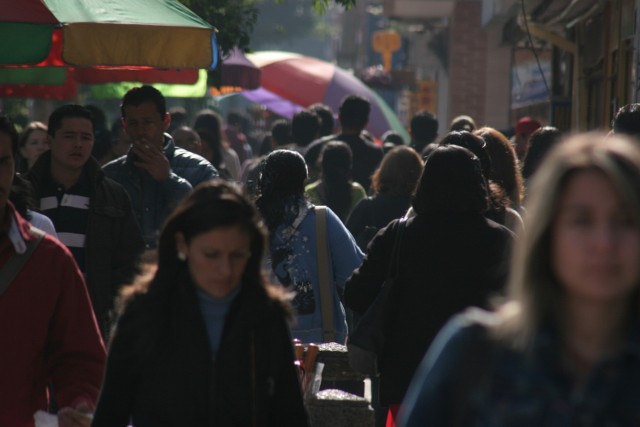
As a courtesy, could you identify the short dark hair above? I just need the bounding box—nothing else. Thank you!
[439,131,491,178]
[411,111,438,143]
[48,104,95,138]
[193,109,223,137]
[412,144,489,215]
[382,131,405,147]
[612,103,640,137]
[0,114,19,157]
[338,95,370,130]
[270,120,292,147]
[292,111,320,147]
[450,115,476,132]
[121,85,166,119]
[522,126,562,180]
[308,103,335,137]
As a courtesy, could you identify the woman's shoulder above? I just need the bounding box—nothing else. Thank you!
[426,308,500,367]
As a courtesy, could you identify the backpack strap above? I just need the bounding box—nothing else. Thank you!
[0,227,45,297]
[315,206,335,343]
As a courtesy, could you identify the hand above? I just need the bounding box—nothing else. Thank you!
[58,403,93,427]
[132,141,170,182]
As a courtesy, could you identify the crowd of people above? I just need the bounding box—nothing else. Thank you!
[1,83,640,427]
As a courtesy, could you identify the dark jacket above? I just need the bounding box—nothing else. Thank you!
[346,193,412,251]
[26,152,144,337]
[344,213,513,405]
[400,310,640,427]
[305,133,383,191]
[103,134,218,247]
[93,276,309,427]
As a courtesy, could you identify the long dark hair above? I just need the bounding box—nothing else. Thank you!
[155,181,266,292]
[412,144,489,215]
[320,141,353,221]
[114,180,270,352]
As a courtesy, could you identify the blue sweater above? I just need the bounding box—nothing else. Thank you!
[268,202,364,344]
[196,285,242,355]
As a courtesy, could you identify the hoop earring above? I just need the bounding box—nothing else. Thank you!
[177,252,187,261]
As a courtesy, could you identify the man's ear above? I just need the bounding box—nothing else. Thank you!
[163,113,171,131]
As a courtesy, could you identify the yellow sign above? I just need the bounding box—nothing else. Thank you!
[414,80,437,114]
[372,31,401,72]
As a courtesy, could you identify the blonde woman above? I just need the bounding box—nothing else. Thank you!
[399,133,640,426]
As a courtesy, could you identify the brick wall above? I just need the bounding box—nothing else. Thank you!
[449,0,488,126]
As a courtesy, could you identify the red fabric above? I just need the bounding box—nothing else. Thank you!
[386,404,401,427]
[260,57,333,107]
[0,205,105,427]
[73,67,199,84]
[0,0,57,23]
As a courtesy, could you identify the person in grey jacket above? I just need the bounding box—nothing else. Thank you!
[103,85,218,249]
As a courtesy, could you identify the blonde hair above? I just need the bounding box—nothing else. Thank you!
[494,132,640,348]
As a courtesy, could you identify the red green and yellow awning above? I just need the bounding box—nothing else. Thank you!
[0,0,218,69]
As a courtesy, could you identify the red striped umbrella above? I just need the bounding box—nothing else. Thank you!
[246,51,408,140]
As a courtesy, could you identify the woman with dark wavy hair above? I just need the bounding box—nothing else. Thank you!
[345,144,514,425]
[474,127,524,210]
[93,180,308,427]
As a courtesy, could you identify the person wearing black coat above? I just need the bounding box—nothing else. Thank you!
[344,144,514,421]
[93,181,308,427]
[346,146,424,251]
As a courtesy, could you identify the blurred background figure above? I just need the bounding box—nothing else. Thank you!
[167,106,189,135]
[194,109,241,181]
[172,126,202,156]
[305,141,367,223]
[449,114,476,132]
[309,103,335,138]
[270,119,293,151]
[108,119,133,163]
[16,121,49,173]
[474,127,525,218]
[93,181,309,426]
[347,146,423,252]
[611,103,640,139]
[291,111,320,156]
[225,112,253,165]
[522,126,563,189]
[512,116,541,161]
[86,104,113,167]
[382,131,405,153]
[399,133,640,427]
[409,111,438,155]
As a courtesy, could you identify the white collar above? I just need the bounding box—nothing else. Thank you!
[7,212,27,255]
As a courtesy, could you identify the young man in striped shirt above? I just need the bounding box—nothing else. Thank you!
[26,105,144,338]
